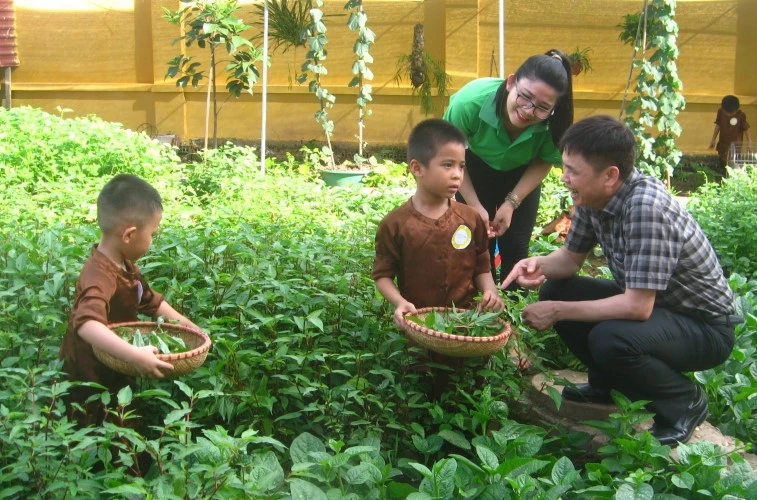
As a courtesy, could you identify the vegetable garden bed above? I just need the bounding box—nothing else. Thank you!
[0,106,755,497]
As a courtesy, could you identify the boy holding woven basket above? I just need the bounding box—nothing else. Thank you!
[372,118,504,331]
[59,174,199,426]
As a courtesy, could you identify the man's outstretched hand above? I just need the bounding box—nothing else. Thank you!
[500,257,546,290]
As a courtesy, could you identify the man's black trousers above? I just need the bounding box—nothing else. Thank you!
[540,276,735,425]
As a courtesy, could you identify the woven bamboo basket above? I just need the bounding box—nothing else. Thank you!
[94,321,212,378]
[404,307,512,358]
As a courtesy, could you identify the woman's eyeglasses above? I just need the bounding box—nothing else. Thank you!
[514,83,555,119]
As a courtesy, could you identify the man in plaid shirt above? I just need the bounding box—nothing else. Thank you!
[502,115,741,447]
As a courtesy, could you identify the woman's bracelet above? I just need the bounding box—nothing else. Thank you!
[504,192,521,209]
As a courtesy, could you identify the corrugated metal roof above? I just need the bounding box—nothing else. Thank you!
[0,0,19,67]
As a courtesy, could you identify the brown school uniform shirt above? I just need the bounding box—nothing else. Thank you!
[372,199,491,309]
[59,246,164,392]
[715,109,750,160]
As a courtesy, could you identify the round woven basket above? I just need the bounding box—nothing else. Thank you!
[404,307,512,358]
[94,321,212,378]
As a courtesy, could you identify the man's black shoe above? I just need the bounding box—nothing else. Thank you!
[562,383,613,404]
[651,386,708,447]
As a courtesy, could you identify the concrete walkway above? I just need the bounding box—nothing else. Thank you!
[523,370,757,470]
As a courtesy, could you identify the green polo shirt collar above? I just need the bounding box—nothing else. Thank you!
[444,77,562,171]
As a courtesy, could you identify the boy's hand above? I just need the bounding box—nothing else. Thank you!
[131,346,174,378]
[78,320,174,378]
[708,141,715,149]
[478,290,504,312]
[393,301,417,331]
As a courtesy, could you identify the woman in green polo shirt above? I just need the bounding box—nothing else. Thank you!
[444,49,573,289]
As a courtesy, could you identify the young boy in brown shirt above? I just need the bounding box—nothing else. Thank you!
[709,95,752,167]
[59,174,199,424]
[372,119,504,330]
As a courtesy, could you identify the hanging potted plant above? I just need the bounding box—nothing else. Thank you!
[253,0,310,52]
[617,12,653,50]
[567,46,593,76]
[394,23,451,115]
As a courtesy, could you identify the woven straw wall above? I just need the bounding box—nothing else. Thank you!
[7,0,757,153]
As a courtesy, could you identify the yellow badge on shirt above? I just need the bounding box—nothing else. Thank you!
[452,225,472,249]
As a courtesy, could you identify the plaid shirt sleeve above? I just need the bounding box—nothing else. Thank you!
[564,207,597,254]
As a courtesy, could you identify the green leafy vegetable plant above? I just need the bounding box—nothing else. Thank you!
[2,106,756,496]
[687,167,757,279]
[114,326,189,354]
[406,308,504,337]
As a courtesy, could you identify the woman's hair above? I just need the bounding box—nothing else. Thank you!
[494,49,574,145]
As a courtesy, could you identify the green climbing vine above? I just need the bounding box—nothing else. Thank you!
[345,0,374,160]
[619,0,685,183]
[297,0,336,168]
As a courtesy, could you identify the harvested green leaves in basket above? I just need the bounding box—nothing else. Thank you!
[406,308,504,337]
[113,326,189,354]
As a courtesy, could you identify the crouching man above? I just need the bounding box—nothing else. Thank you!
[502,115,741,447]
